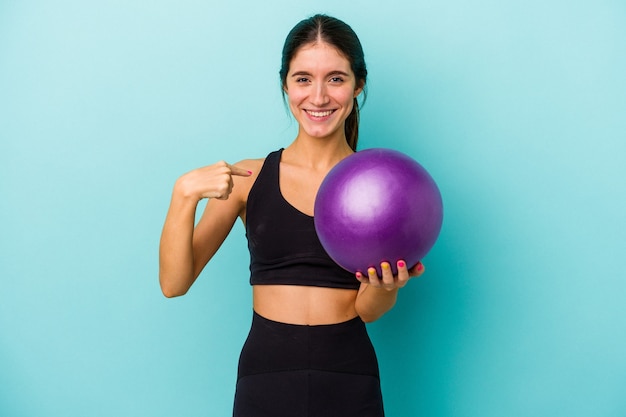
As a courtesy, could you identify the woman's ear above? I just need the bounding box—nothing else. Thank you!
[354,80,365,98]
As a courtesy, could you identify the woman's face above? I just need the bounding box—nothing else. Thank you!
[284,41,363,141]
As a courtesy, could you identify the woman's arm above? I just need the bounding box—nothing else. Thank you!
[159,161,252,298]
[354,261,424,322]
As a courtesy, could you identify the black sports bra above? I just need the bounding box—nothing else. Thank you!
[246,149,360,290]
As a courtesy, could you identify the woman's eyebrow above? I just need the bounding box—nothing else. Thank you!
[290,70,351,77]
[327,70,350,77]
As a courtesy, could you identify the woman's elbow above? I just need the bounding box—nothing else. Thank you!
[159,274,191,298]
[358,311,384,323]
[355,298,396,323]
[355,303,386,323]
[161,285,187,298]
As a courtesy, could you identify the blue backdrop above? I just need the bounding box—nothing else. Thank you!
[1,1,625,416]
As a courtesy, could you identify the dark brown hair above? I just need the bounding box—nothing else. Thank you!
[280,14,367,151]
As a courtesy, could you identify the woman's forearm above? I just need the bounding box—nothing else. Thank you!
[159,189,199,298]
[354,285,399,323]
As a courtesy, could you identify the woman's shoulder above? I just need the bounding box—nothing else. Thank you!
[230,156,266,196]
[234,157,265,173]
[234,148,284,172]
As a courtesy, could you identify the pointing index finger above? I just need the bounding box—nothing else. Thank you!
[229,164,252,177]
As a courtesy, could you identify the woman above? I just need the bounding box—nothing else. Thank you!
[159,14,424,417]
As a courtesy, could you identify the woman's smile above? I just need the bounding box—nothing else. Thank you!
[304,108,337,121]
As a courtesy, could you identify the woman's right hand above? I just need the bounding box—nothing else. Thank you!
[175,160,252,202]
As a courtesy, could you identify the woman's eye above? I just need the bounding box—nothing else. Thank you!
[330,77,344,83]
[296,77,309,83]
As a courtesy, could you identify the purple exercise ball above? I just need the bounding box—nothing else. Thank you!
[314,148,443,276]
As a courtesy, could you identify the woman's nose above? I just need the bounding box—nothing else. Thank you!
[310,83,330,106]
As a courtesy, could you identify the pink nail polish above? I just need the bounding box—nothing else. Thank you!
[247,170,253,175]
[398,261,406,268]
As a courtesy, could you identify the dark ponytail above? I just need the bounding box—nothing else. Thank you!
[345,98,360,151]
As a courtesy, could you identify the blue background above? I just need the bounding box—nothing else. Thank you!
[1,1,625,416]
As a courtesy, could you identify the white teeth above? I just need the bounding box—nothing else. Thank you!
[307,110,333,117]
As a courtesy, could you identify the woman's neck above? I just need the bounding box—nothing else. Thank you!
[284,138,353,171]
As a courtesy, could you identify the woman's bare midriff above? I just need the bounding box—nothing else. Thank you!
[253,285,360,325]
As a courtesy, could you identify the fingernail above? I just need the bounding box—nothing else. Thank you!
[247,170,253,175]
[382,262,390,270]
[368,267,376,275]
[417,262,424,271]
[397,261,406,268]
[356,272,362,279]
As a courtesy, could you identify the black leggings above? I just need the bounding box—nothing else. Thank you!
[233,311,385,417]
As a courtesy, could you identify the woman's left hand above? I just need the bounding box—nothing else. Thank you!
[355,260,425,291]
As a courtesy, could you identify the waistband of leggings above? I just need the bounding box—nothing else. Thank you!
[252,310,363,330]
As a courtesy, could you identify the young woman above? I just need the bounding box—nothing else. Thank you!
[159,14,424,417]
